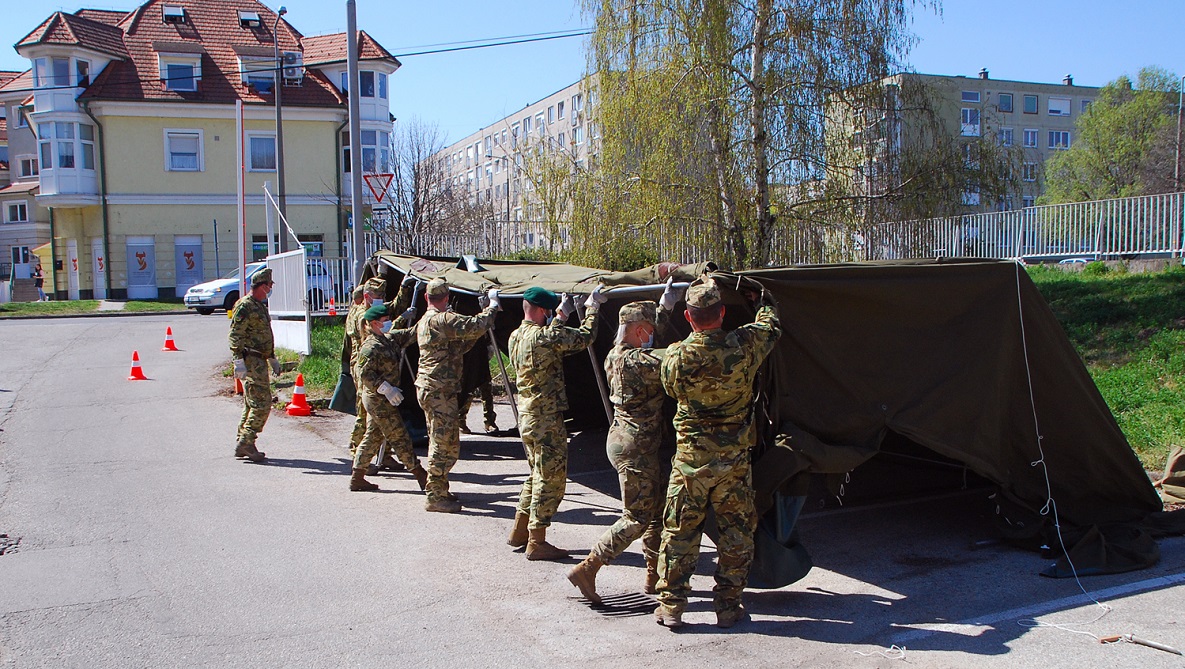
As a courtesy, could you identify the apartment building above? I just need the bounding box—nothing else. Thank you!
[4,0,398,300]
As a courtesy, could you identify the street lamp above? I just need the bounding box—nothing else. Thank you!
[273,5,288,252]
[1175,74,1184,192]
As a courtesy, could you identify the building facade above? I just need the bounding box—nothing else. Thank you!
[5,0,397,300]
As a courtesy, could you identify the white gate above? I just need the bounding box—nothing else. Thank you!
[266,248,311,355]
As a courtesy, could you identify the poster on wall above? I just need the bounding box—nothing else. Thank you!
[126,237,158,299]
[174,235,204,294]
[91,237,107,300]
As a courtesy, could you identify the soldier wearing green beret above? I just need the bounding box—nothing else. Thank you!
[414,277,501,513]
[228,266,280,463]
[349,303,427,492]
[653,278,780,630]
[507,284,605,560]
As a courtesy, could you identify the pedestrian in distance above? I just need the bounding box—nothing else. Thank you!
[414,277,501,513]
[568,279,684,601]
[349,302,425,492]
[32,260,46,301]
[507,285,605,561]
[653,278,781,630]
[229,267,282,463]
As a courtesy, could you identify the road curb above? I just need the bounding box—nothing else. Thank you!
[0,309,197,321]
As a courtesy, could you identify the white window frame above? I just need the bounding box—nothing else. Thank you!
[158,54,202,92]
[1000,127,1013,147]
[960,108,980,136]
[164,128,204,172]
[239,56,276,92]
[1023,128,1038,148]
[1022,162,1037,182]
[1048,130,1071,150]
[1048,97,1071,117]
[17,155,37,178]
[247,132,277,172]
[4,200,29,223]
[1022,196,1036,208]
[961,91,980,103]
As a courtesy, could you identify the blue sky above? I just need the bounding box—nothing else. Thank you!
[0,1,1180,144]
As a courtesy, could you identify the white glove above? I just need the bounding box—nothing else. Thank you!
[269,357,281,375]
[557,293,576,321]
[378,381,404,406]
[659,276,683,312]
[233,358,246,379]
[486,288,502,311]
[584,284,607,309]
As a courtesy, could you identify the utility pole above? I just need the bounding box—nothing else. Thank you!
[347,0,365,286]
[273,6,289,252]
[1175,74,1184,192]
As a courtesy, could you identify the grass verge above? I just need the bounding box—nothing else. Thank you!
[0,300,100,317]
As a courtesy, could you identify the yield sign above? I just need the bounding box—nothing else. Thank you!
[363,173,394,203]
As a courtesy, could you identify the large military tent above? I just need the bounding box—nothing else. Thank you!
[346,252,1180,580]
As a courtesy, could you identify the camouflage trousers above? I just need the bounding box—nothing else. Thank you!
[458,382,496,427]
[590,422,664,564]
[355,391,418,471]
[236,358,271,447]
[349,389,368,452]
[656,446,756,617]
[516,410,569,529]
[419,389,461,503]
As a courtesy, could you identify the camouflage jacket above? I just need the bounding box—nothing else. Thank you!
[510,308,599,415]
[228,295,274,358]
[660,305,781,453]
[414,304,497,397]
[606,343,667,435]
[355,326,416,393]
[346,283,415,367]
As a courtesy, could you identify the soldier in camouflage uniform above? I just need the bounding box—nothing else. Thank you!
[414,278,501,513]
[507,285,605,561]
[344,284,368,453]
[229,267,280,463]
[654,279,780,630]
[349,303,427,492]
[568,282,684,600]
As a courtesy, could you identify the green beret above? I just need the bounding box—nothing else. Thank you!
[618,300,657,324]
[523,286,560,310]
[426,277,449,297]
[365,278,386,298]
[363,303,390,321]
[251,267,273,287]
[686,280,721,308]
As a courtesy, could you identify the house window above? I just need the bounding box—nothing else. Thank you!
[240,57,275,93]
[557,101,565,119]
[165,130,203,171]
[33,57,70,88]
[0,145,7,170]
[523,116,532,134]
[960,108,980,136]
[961,91,980,103]
[16,108,27,128]
[18,156,37,178]
[485,136,492,154]
[1023,94,1038,114]
[573,93,584,112]
[1081,100,1092,113]
[359,71,375,97]
[1048,130,1071,149]
[961,190,980,206]
[249,134,276,171]
[1023,129,1038,148]
[340,71,349,93]
[548,106,555,124]
[998,93,1013,113]
[377,72,387,99]
[1000,127,1013,147]
[1048,97,1071,116]
[5,201,28,223]
[535,113,544,134]
[76,60,90,87]
[159,56,201,92]
[1022,196,1036,208]
[573,125,584,145]
[558,132,565,146]
[80,123,95,170]
[1022,162,1037,182]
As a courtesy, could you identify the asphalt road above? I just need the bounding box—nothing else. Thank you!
[1,314,1184,668]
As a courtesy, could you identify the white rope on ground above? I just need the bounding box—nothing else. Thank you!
[853,645,907,660]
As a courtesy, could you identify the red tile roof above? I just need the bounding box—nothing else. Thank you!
[17,11,130,60]
[73,9,133,26]
[302,31,399,67]
[0,71,22,89]
[0,70,34,96]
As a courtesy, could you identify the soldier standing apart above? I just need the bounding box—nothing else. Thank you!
[653,279,780,630]
[414,278,501,513]
[568,282,683,600]
[229,267,282,463]
[507,285,605,561]
[350,303,426,492]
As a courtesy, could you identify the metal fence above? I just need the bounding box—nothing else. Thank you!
[361,191,1185,266]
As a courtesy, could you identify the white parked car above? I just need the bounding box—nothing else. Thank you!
[184,261,339,315]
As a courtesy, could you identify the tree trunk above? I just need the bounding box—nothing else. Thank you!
[749,0,773,268]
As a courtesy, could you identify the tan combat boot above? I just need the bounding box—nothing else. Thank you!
[411,464,428,491]
[644,558,660,595]
[716,605,749,629]
[654,605,684,629]
[424,496,462,513]
[349,468,378,492]
[567,554,604,603]
[507,512,530,548]
[380,452,405,472]
[525,527,569,561]
[234,441,266,463]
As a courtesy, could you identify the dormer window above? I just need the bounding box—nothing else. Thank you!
[158,54,202,92]
[239,56,275,93]
[163,5,186,24]
[238,11,262,29]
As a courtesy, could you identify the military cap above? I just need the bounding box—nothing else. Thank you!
[365,277,386,298]
[685,280,721,308]
[523,286,560,311]
[426,277,449,297]
[618,300,657,325]
[363,303,390,321]
[251,267,273,287]
[351,284,365,300]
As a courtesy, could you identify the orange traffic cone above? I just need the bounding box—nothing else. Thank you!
[127,351,148,381]
[162,326,180,351]
[234,377,244,395]
[327,297,337,316]
[286,373,312,416]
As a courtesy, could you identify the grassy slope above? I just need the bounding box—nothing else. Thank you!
[1028,263,1185,469]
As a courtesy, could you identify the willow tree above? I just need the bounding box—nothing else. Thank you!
[580,0,931,269]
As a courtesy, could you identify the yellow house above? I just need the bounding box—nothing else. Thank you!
[12,0,398,300]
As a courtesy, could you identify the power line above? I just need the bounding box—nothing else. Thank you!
[392,30,590,58]
[389,28,591,52]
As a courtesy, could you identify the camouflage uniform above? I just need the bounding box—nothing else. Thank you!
[414,283,498,503]
[354,325,420,472]
[509,306,600,529]
[591,303,667,564]
[346,279,415,452]
[229,291,275,449]
[655,283,781,619]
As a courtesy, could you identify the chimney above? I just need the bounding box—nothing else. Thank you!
[978,68,989,80]
[1063,74,1074,86]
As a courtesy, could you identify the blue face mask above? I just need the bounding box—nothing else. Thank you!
[643,333,655,349]
[380,320,393,333]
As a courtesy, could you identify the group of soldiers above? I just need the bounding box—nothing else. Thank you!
[228,265,781,630]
